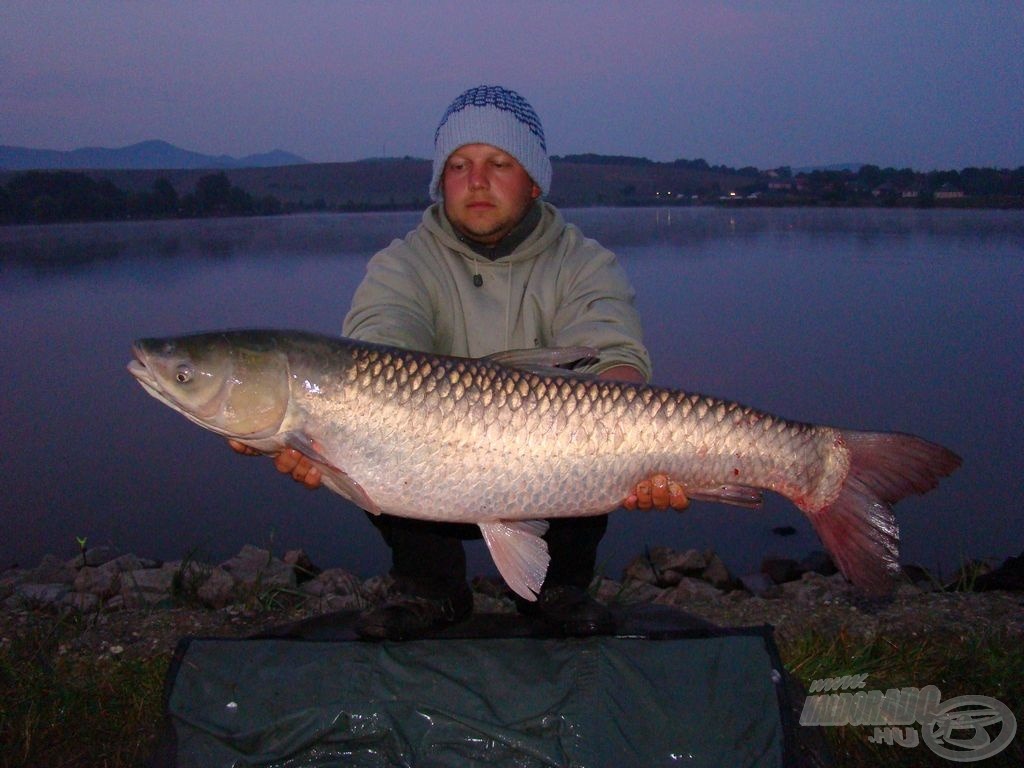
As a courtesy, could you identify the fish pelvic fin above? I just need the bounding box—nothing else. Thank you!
[807,431,962,596]
[479,520,550,602]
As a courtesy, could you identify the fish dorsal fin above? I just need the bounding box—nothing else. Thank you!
[478,520,550,601]
[484,347,599,378]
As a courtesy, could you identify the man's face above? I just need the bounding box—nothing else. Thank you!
[442,143,541,246]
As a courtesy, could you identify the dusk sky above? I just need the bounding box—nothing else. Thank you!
[3,1,1021,171]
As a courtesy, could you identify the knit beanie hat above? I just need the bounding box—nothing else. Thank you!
[430,85,552,201]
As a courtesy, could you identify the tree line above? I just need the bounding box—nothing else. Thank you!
[0,171,283,224]
[2,161,1021,225]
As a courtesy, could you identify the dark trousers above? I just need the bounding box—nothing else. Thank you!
[367,513,608,599]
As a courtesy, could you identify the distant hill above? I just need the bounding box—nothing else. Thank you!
[0,140,308,170]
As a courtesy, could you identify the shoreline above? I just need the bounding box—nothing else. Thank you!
[4,543,1022,663]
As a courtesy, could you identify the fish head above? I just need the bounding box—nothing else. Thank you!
[128,331,290,440]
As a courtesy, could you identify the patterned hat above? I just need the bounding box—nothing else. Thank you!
[430,85,552,201]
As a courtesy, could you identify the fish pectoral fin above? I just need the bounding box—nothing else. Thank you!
[317,468,383,515]
[687,484,764,509]
[479,520,550,602]
[282,432,382,515]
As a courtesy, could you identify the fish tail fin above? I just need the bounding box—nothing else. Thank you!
[807,431,961,595]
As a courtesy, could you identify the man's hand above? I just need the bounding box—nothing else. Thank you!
[623,474,689,511]
[593,368,689,511]
[228,440,323,489]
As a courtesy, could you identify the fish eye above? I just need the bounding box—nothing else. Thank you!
[175,364,194,384]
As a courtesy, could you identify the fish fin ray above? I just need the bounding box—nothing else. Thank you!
[485,347,599,376]
[686,485,764,508]
[807,430,960,596]
[479,520,550,601]
[282,432,382,515]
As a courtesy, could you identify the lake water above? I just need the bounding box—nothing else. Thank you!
[2,207,1021,582]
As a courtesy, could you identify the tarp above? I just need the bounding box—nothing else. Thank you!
[151,606,820,767]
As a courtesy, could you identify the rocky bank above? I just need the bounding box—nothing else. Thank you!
[2,544,1023,661]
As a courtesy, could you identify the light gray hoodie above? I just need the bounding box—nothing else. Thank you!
[343,202,652,379]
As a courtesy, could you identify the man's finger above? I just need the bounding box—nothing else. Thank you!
[668,481,690,511]
[274,448,303,474]
[634,480,652,510]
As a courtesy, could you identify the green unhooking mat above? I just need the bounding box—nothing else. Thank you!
[151,608,815,767]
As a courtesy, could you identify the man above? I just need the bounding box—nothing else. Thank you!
[235,85,687,639]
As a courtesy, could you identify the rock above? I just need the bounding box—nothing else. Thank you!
[105,595,125,611]
[360,575,393,602]
[761,557,802,584]
[798,550,838,577]
[782,572,849,605]
[196,567,235,609]
[317,593,364,612]
[972,551,1024,592]
[283,549,320,582]
[27,554,76,585]
[894,582,922,598]
[593,577,625,604]
[73,565,121,599]
[623,548,710,587]
[472,593,513,613]
[739,572,782,598]
[898,563,937,592]
[621,556,658,585]
[616,580,666,605]
[471,576,511,599]
[121,565,177,608]
[62,592,101,613]
[65,545,119,569]
[701,554,735,589]
[945,559,994,591]
[220,546,296,592]
[107,553,145,573]
[0,570,26,600]
[654,577,723,604]
[301,568,362,598]
[173,559,215,599]
[15,583,70,608]
[653,547,710,575]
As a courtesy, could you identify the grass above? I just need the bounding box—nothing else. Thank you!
[0,613,168,768]
[1,613,1020,767]
[781,627,1024,766]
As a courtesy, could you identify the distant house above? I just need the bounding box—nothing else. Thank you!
[934,183,965,199]
[872,182,896,198]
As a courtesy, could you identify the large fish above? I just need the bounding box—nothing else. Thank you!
[128,330,961,600]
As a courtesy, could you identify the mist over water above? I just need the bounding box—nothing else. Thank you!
[2,208,1021,582]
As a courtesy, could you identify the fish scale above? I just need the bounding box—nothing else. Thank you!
[129,330,961,600]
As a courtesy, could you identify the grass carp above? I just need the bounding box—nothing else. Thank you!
[128,330,961,600]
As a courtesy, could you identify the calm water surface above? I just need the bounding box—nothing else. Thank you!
[2,208,1021,580]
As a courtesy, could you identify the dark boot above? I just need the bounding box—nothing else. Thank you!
[518,515,615,636]
[358,514,476,640]
[355,586,473,640]
[531,583,615,636]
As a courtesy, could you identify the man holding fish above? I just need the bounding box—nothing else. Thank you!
[230,85,689,639]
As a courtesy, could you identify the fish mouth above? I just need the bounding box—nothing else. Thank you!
[127,345,175,408]
[127,344,156,388]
